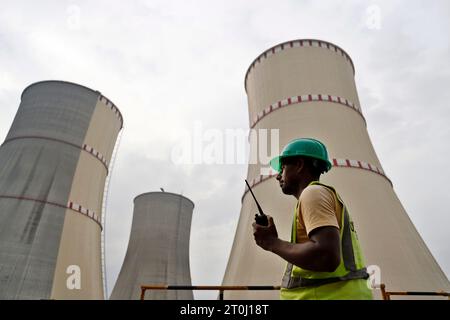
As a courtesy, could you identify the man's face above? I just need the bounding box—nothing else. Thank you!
[276,158,301,195]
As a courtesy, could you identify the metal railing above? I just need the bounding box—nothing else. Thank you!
[140,285,281,300]
[140,284,450,300]
[380,284,450,300]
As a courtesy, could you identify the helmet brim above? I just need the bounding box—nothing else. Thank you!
[269,156,282,173]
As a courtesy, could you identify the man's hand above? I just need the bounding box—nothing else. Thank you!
[252,216,279,251]
[252,214,341,272]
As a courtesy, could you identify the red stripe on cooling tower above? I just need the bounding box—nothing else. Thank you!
[0,195,68,210]
[331,159,391,186]
[0,196,102,229]
[1,136,109,173]
[250,94,365,128]
[82,144,109,171]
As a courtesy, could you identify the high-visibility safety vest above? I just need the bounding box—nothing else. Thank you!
[280,181,373,300]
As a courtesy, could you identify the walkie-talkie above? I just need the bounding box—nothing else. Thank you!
[245,179,269,226]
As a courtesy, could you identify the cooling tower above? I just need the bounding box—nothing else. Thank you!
[0,80,123,299]
[222,39,450,299]
[110,192,194,300]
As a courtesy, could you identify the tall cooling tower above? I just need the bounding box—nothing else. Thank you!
[0,80,123,299]
[222,39,450,299]
[110,192,194,300]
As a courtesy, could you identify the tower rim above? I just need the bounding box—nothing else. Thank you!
[133,191,195,208]
[244,39,355,94]
[21,80,124,128]
[21,80,100,99]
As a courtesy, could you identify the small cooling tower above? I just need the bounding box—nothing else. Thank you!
[110,192,194,300]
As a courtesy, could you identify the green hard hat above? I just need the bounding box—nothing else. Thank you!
[269,138,332,173]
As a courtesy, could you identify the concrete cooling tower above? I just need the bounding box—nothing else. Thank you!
[110,192,194,300]
[222,39,450,299]
[0,80,123,299]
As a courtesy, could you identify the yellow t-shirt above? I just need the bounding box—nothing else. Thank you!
[296,184,342,243]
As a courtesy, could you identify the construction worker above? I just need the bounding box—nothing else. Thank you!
[252,138,373,300]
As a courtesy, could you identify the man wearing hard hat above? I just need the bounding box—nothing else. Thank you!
[253,138,373,300]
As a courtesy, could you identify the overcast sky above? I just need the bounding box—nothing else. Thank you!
[0,0,449,300]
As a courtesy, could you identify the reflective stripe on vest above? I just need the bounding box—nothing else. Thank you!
[281,183,369,289]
